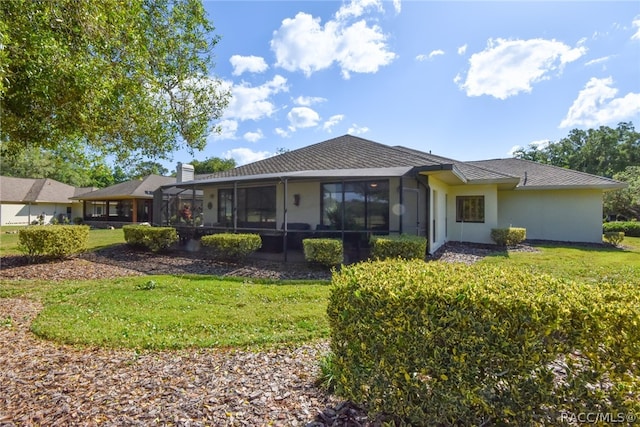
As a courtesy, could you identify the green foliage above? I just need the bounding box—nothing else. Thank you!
[490,227,527,246]
[303,238,343,267]
[512,122,639,178]
[200,233,262,261]
[18,225,89,259]
[603,221,640,237]
[1,0,230,162]
[603,231,625,246]
[328,260,640,425]
[603,166,640,220]
[369,234,427,260]
[123,225,178,252]
[190,157,236,174]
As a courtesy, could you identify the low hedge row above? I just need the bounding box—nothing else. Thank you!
[603,231,625,246]
[603,221,640,237]
[327,260,640,425]
[123,225,178,252]
[200,233,262,261]
[302,238,343,267]
[369,234,427,260]
[490,227,526,246]
[18,225,90,259]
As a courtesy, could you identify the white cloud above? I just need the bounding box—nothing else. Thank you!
[224,75,288,121]
[415,54,428,62]
[230,55,269,76]
[210,119,238,140]
[508,139,550,156]
[275,127,290,138]
[287,107,321,130]
[223,148,272,166]
[392,0,401,14]
[335,0,383,21]
[585,56,610,67]
[293,95,327,106]
[347,123,369,135]
[507,145,522,157]
[429,49,445,59]
[560,77,640,128]
[270,8,396,79]
[457,44,467,55]
[458,38,587,99]
[632,16,640,40]
[323,114,344,132]
[243,129,264,143]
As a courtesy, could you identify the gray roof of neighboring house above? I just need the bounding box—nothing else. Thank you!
[0,176,81,203]
[73,175,176,200]
[176,134,625,190]
[467,158,626,190]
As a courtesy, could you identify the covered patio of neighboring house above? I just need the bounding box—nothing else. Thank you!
[73,175,176,227]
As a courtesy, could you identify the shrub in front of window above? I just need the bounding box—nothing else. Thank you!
[18,225,89,259]
[490,227,527,247]
[327,259,640,425]
[603,231,625,246]
[200,233,262,261]
[123,225,178,252]
[303,238,343,267]
[369,234,427,260]
[603,221,640,237]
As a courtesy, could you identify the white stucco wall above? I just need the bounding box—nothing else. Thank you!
[447,185,499,245]
[0,202,80,226]
[428,176,449,253]
[497,189,603,243]
[280,181,321,227]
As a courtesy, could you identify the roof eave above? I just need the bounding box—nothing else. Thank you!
[514,183,627,191]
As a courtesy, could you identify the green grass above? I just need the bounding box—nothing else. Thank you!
[480,236,640,284]
[4,276,330,350]
[0,226,125,256]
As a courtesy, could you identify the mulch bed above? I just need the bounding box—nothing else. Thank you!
[0,242,530,426]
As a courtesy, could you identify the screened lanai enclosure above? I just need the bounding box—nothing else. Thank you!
[154,167,427,262]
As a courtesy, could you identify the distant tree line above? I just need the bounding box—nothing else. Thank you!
[512,122,639,220]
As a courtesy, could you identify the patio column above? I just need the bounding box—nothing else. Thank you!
[132,199,138,223]
[233,182,238,232]
[283,178,288,262]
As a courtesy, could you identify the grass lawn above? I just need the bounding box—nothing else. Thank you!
[2,275,330,350]
[1,233,638,350]
[480,236,640,284]
[0,226,125,256]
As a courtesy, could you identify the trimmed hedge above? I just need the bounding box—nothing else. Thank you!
[327,260,640,425]
[490,227,526,246]
[603,231,625,246]
[603,221,640,237]
[369,234,427,260]
[200,233,262,261]
[303,238,343,267]
[18,225,89,259]
[123,225,178,252]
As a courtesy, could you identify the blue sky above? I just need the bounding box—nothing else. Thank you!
[163,0,640,171]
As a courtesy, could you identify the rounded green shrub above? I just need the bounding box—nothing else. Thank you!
[200,233,262,261]
[123,225,178,252]
[369,234,427,260]
[490,227,527,246]
[18,225,89,259]
[327,259,640,425]
[603,231,625,246]
[303,238,343,267]
[603,221,640,237]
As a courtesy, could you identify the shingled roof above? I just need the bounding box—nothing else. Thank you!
[184,134,624,190]
[73,175,176,200]
[467,158,626,190]
[0,177,80,203]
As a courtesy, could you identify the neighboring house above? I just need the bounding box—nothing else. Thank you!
[156,135,625,255]
[0,176,90,225]
[73,175,176,225]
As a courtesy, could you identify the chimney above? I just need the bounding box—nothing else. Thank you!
[176,162,195,183]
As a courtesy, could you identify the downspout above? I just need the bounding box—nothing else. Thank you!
[283,178,288,262]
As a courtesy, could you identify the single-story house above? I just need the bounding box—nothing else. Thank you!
[73,174,177,225]
[0,176,92,225]
[155,135,625,256]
